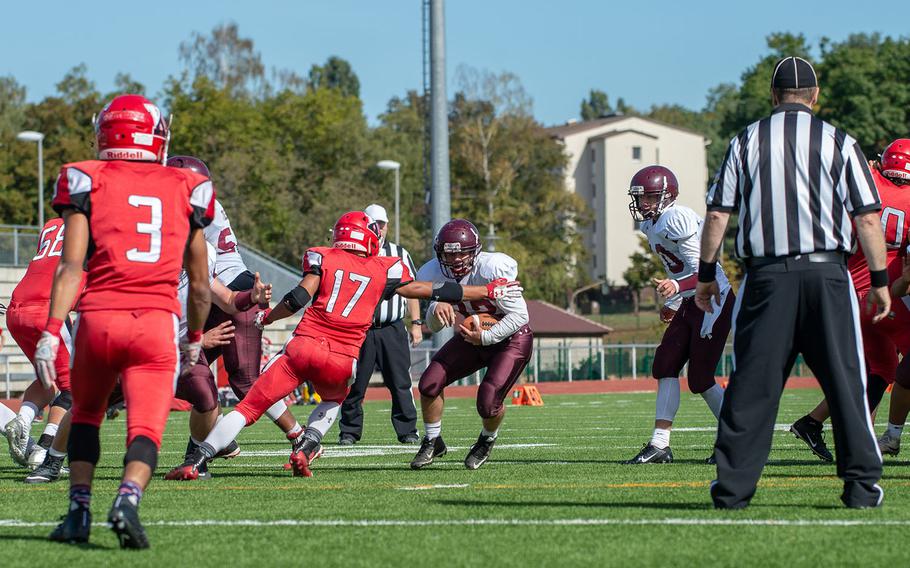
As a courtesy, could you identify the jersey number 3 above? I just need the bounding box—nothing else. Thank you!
[126,195,163,263]
[325,269,372,318]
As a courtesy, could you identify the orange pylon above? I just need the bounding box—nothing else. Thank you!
[511,385,544,406]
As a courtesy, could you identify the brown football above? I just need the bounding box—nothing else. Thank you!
[463,313,500,331]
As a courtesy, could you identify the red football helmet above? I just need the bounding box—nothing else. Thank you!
[167,155,211,178]
[434,219,482,279]
[94,94,170,163]
[333,211,381,256]
[628,165,679,221]
[881,139,910,184]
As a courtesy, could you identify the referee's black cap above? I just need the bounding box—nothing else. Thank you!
[771,56,818,89]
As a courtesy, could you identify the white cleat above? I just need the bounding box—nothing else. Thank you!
[27,445,48,470]
[878,432,901,456]
[4,417,31,466]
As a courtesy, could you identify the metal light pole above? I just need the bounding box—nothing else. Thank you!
[17,131,45,227]
[377,160,401,244]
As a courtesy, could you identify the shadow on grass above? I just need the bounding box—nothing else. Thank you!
[0,534,109,550]
[434,498,851,511]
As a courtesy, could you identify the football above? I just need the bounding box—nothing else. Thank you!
[463,312,500,331]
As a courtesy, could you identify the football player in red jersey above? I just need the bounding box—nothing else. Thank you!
[3,218,85,470]
[789,139,910,461]
[32,94,216,549]
[169,211,522,479]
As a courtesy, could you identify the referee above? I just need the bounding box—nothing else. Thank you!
[338,204,422,445]
[696,57,889,509]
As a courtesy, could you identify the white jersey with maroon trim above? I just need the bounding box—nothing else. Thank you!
[418,251,530,346]
[640,205,730,303]
[203,199,248,287]
[177,242,217,338]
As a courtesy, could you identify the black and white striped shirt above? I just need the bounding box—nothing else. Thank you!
[374,241,418,325]
[706,103,881,258]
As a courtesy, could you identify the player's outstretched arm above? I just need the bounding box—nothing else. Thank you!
[397,278,523,302]
[212,272,272,315]
[260,274,320,328]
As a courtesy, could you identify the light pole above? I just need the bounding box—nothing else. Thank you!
[377,160,401,244]
[17,130,45,228]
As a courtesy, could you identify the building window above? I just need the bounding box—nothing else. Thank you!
[632,146,642,161]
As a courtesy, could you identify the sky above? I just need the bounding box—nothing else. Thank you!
[1,0,906,127]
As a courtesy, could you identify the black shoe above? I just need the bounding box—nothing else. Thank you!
[400,434,420,444]
[410,436,447,469]
[622,443,674,464]
[49,504,92,544]
[790,416,834,462]
[464,434,496,470]
[164,447,210,481]
[25,454,65,484]
[213,440,240,460]
[338,435,357,446]
[108,495,150,549]
[705,452,717,465]
[289,436,323,477]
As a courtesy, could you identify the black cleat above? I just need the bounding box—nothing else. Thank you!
[622,443,674,464]
[25,454,65,484]
[410,436,447,469]
[49,504,91,544]
[399,434,420,444]
[288,435,323,477]
[108,495,150,549]
[705,452,717,465]
[338,434,357,446]
[790,416,834,462]
[213,440,241,460]
[164,447,210,481]
[464,434,496,470]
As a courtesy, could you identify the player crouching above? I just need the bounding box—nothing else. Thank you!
[410,219,533,471]
[621,166,734,465]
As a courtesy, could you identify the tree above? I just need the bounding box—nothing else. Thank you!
[308,56,361,99]
[580,89,611,121]
[622,236,663,318]
[178,22,266,98]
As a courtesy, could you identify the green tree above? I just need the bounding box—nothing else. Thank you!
[178,22,266,99]
[580,89,611,121]
[308,56,361,99]
[622,236,663,317]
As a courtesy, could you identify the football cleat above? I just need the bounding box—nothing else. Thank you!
[338,434,356,446]
[164,448,209,481]
[705,452,717,465]
[288,438,323,478]
[464,434,496,470]
[4,417,31,466]
[790,416,834,462]
[108,495,150,549]
[622,443,674,464]
[25,454,66,484]
[28,445,48,471]
[878,432,901,456]
[213,440,241,460]
[49,504,91,544]
[410,436,447,470]
[400,434,420,444]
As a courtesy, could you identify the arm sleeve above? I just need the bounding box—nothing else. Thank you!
[189,180,216,229]
[52,166,93,216]
[843,139,881,215]
[705,135,742,212]
[302,249,324,276]
[663,295,683,311]
[480,294,530,346]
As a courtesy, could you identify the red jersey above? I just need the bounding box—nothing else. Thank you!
[848,169,910,293]
[294,247,413,358]
[11,218,87,305]
[52,160,215,314]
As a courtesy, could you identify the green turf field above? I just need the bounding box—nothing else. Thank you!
[0,387,904,567]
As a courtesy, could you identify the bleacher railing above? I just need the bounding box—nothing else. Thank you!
[0,224,40,266]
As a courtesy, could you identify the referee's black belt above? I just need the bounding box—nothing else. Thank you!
[371,319,402,329]
[744,251,845,269]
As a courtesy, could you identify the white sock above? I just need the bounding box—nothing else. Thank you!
[287,422,303,437]
[42,422,59,438]
[18,402,38,425]
[0,402,15,429]
[306,402,340,438]
[190,437,204,446]
[202,411,248,455]
[700,384,724,419]
[651,428,671,449]
[886,422,904,439]
[265,400,288,422]
[49,447,66,458]
[424,421,441,440]
[481,428,499,439]
[655,378,680,422]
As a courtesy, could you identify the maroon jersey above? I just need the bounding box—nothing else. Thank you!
[11,218,85,305]
[52,160,215,314]
[849,169,910,293]
[294,247,413,358]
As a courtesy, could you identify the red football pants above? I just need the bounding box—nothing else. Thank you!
[70,310,179,448]
[5,301,73,392]
[236,335,356,425]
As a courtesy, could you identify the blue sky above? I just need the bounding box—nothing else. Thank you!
[1,0,905,126]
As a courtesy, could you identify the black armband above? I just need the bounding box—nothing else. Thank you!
[697,260,717,283]
[870,269,889,288]
[430,281,464,303]
[281,286,312,312]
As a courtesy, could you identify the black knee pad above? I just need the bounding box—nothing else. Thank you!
[124,435,158,472]
[68,423,101,465]
[866,374,889,414]
[51,390,72,410]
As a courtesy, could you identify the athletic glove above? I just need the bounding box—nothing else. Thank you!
[254,308,272,331]
[179,331,203,376]
[486,278,523,300]
[34,331,60,389]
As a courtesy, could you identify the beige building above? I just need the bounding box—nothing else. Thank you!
[547,115,709,285]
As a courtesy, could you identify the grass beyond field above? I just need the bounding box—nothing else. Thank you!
[0,388,905,567]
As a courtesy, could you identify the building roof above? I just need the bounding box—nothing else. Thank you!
[588,128,657,141]
[527,300,613,337]
[545,115,706,141]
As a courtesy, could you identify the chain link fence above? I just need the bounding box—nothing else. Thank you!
[0,225,40,266]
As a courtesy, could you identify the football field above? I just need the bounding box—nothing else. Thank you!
[0,387,905,567]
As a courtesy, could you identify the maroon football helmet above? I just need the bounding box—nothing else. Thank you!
[434,219,482,279]
[167,155,211,178]
[628,165,679,221]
